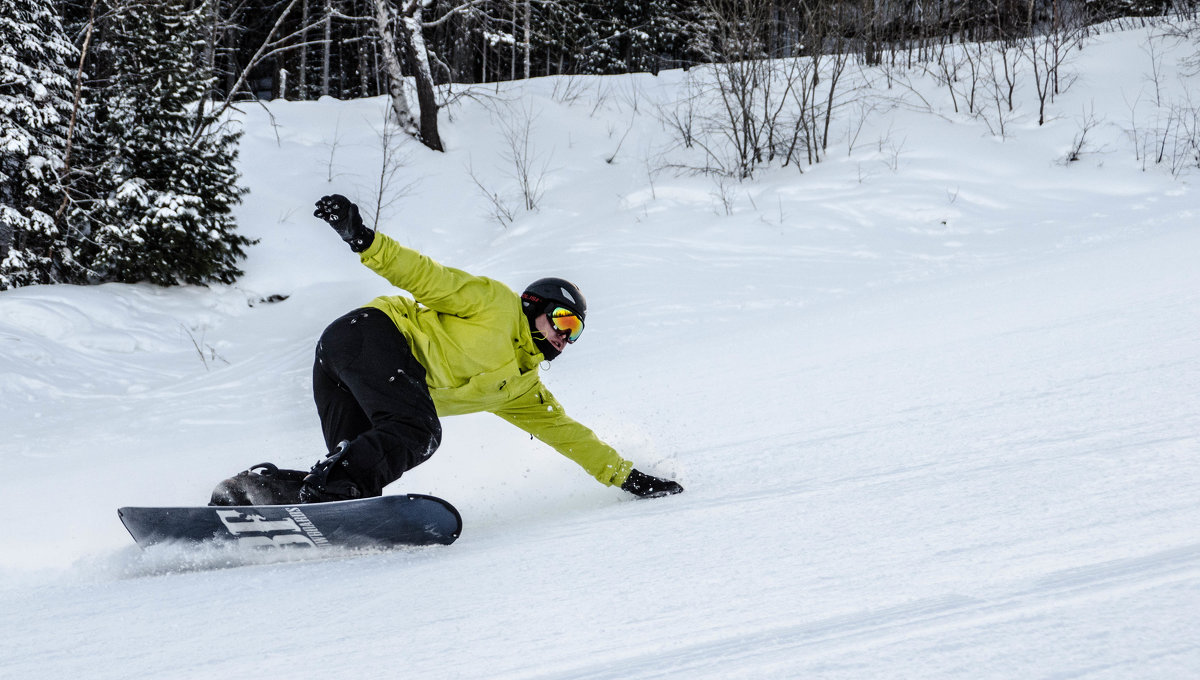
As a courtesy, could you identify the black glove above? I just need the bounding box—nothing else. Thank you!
[313,194,375,252]
[621,469,684,498]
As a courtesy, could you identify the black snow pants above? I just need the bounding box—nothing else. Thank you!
[312,308,442,496]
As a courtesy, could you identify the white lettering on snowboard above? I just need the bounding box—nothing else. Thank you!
[215,509,317,548]
[286,507,330,546]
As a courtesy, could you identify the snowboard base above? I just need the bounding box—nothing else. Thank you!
[118,494,461,550]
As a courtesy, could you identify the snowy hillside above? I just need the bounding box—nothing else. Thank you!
[2,22,1199,679]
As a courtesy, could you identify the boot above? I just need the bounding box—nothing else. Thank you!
[209,463,307,506]
[298,441,366,503]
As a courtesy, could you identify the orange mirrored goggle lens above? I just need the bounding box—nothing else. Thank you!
[549,307,584,343]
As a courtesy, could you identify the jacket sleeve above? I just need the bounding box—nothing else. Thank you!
[358,232,494,317]
[494,385,634,487]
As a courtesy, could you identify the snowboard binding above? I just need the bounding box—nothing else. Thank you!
[209,462,307,506]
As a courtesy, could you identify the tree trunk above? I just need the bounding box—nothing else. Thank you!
[359,21,371,96]
[523,0,530,80]
[398,9,443,151]
[481,28,488,83]
[56,0,99,221]
[299,0,309,98]
[370,0,419,138]
[321,0,331,96]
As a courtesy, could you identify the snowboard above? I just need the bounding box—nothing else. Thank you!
[118,494,462,550]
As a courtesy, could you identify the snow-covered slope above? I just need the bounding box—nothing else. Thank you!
[1,23,1198,679]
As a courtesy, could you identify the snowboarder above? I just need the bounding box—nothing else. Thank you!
[211,194,683,506]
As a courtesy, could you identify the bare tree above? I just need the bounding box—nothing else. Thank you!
[364,0,492,152]
[522,0,532,80]
[977,45,1020,138]
[399,5,445,151]
[322,0,333,96]
[692,0,800,178]
[299,0,310,98]
[370,0,421,140]
[662,0,857,178]
[56,0,102,220]
[785,0,853,168]
[1020,0,1088,125]
[498,103,549,210]
[198,0,328,138]
[363,105,417,230]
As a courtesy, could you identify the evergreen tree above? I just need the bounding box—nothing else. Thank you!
[74,0,251,286]
[0,0,78,289]
[533,0,708,77]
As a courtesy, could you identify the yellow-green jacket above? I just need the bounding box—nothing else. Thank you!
[358,233,633,487]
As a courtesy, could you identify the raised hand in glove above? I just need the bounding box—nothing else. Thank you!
[313,194,375,252]
[621,469,684,498]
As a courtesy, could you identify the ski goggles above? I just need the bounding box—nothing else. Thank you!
[549,307,585,343]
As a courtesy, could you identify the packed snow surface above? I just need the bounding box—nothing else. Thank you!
[2,23,1198,680]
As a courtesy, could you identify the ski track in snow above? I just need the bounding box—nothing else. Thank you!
[2,23,1200,680]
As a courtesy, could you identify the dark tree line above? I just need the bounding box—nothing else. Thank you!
[219,0,1180,100]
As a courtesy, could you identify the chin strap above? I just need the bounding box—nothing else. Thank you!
[529,323,561,361]
[532,331,561,361]
[525,303,563,361]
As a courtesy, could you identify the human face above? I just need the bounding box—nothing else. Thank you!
[535,313,572,352]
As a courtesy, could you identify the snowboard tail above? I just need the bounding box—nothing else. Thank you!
[118,494,461,550]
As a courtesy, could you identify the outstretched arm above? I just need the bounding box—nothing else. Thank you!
[496,387,683,498]
[312,194,494,316]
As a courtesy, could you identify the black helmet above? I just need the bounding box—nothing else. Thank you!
[521,277,587,320]
[522,278,586,360]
